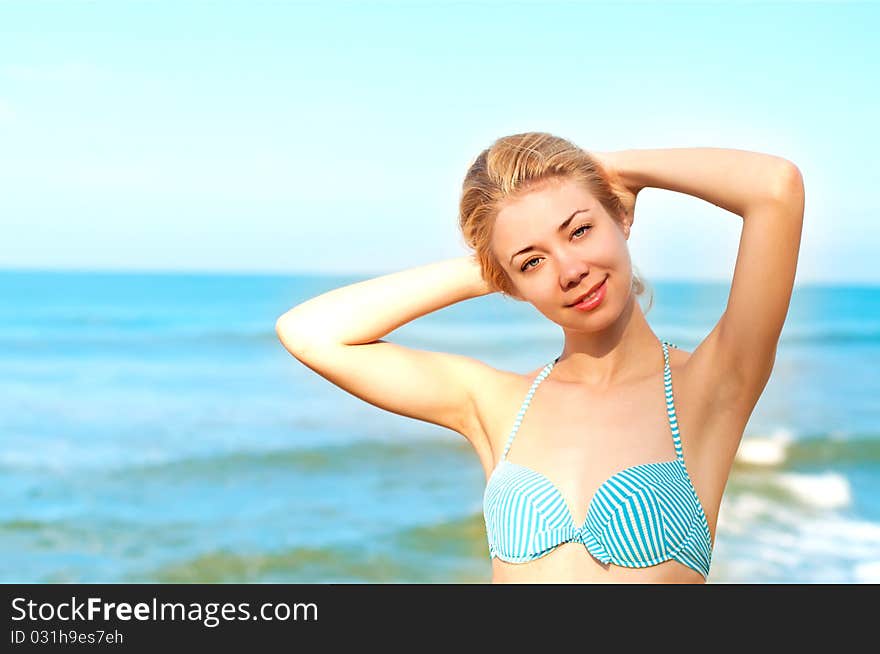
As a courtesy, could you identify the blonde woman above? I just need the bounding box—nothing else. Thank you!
[276,133,805,584]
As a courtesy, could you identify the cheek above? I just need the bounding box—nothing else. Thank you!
[607,240,632,269]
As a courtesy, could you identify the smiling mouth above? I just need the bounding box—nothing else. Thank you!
[567,275,608,307]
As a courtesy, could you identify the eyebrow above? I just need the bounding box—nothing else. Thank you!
[509,209,592,265]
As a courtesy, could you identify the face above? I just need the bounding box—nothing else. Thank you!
[492,177,634,326]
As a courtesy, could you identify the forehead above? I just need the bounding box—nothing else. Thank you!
[493,178,599,246]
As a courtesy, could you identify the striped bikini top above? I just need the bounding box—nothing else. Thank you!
[482,340,713,580]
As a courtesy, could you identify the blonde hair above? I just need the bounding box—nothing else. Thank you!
[458,131,653,313]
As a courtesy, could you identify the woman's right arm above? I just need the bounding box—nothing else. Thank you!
[275,256,498,441]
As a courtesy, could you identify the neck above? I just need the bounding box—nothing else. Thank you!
[555,293,660,390]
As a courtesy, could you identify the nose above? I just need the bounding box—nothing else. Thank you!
[559,256,590,290]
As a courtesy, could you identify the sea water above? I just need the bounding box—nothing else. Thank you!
[1,270,878,583]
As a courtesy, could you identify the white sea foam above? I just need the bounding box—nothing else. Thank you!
[714,483,880,582]
[716,494,775,532]
[779,516,880,561]
[753,541,802,566]
[775,471,852,509]
[735,428,793,466]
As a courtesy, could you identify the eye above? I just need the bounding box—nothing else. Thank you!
[572,224,592,238]
[520,224,593,272]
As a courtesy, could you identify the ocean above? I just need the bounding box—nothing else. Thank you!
[1,269,878,583]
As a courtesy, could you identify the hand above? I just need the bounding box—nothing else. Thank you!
[590,150,641,222]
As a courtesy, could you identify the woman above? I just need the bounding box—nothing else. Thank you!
[275,132,805,583]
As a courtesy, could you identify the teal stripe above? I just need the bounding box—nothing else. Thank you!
[482,340,713,580]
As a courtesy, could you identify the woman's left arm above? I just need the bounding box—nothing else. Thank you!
[605,147,805,412]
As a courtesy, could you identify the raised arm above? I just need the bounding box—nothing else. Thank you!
[604,147,805,416]
[275,256,496,441]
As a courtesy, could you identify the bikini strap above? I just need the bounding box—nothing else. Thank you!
[661,340,685,464]
[501,356,559,462]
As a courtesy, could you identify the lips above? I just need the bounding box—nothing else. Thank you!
[567,275,608,307]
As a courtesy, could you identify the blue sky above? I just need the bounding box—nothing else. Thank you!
[1,1,877,286]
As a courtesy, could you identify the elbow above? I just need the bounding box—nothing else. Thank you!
[275,313,308,354]
[275,307,308,338]
[274,314,289,338]
[769,161,805,206]
[274,314,291,341]
[275,313,335,357]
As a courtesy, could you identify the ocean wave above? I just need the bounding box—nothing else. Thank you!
[727,468,853,511]
[98,439,472,480]
[734,432,880,469]
[132,536,482,584]
[389,512,489,557]
[5,428,879,477]
[735,430,795,466]
[773,471,852,509]
[715,490,880,582]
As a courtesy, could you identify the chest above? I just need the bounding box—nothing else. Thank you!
[473,360,731,546]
